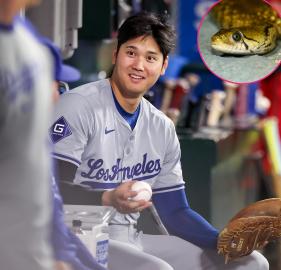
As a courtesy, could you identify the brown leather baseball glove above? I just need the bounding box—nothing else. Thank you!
[217,198,281,264]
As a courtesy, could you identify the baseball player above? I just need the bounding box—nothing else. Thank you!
[0,0,53,269]
[44,37,106,270]
[50,12,269,270]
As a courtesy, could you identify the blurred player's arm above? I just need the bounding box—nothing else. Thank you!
[52,174,106,270]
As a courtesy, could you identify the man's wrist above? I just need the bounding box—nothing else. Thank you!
[102,190,113,206]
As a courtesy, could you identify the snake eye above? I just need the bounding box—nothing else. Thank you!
[232,31,242,42]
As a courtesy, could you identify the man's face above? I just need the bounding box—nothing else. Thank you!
[111,35,168,99]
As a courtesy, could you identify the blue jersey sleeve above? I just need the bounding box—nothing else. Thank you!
[51,177,106,270]
[152,189,219,249]
[51,176,77,262]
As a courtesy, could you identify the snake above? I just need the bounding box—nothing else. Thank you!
[210,0,281,55]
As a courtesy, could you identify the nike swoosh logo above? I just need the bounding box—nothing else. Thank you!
[105,127,115,134]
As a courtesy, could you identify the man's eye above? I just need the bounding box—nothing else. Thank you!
[147,56,157,62]
[127,50,135,56]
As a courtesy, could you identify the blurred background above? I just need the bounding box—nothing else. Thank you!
[26,0,281,268]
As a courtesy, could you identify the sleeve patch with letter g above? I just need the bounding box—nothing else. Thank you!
[49,116,72,143]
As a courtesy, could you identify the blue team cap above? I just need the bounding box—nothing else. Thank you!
[40,37,81,82]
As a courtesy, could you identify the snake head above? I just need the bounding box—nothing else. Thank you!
[211,25,278,55]
[211,28,247,55]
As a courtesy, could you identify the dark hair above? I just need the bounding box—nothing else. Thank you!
[116,12,176,59]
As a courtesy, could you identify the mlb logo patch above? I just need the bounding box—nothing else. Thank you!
[50,116,72,143]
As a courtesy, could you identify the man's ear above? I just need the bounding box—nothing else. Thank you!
[112,49,117,65]
[161,56,169,75]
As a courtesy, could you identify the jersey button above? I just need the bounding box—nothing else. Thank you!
[125,148,131,155]
[129,135,135,141]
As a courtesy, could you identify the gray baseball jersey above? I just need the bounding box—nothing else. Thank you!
[50,78,185,224]
[0,20,53,270]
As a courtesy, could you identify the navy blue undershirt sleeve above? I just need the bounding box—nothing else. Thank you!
[152,189,219,249]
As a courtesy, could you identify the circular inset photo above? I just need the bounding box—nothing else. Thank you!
[198,0,281,84]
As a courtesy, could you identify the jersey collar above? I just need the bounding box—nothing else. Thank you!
[105,79,143,131]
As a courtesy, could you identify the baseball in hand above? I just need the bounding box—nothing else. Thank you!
[131,181,152,201]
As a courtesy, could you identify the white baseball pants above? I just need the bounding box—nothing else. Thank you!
[108,225,269,270]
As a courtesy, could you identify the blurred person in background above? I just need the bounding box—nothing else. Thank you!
[43,38,106,270]
[0,0,54,269]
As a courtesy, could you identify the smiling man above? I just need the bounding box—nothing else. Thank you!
[51,12,269,270]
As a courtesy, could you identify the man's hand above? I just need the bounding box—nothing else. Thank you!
[102,181,152,214]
